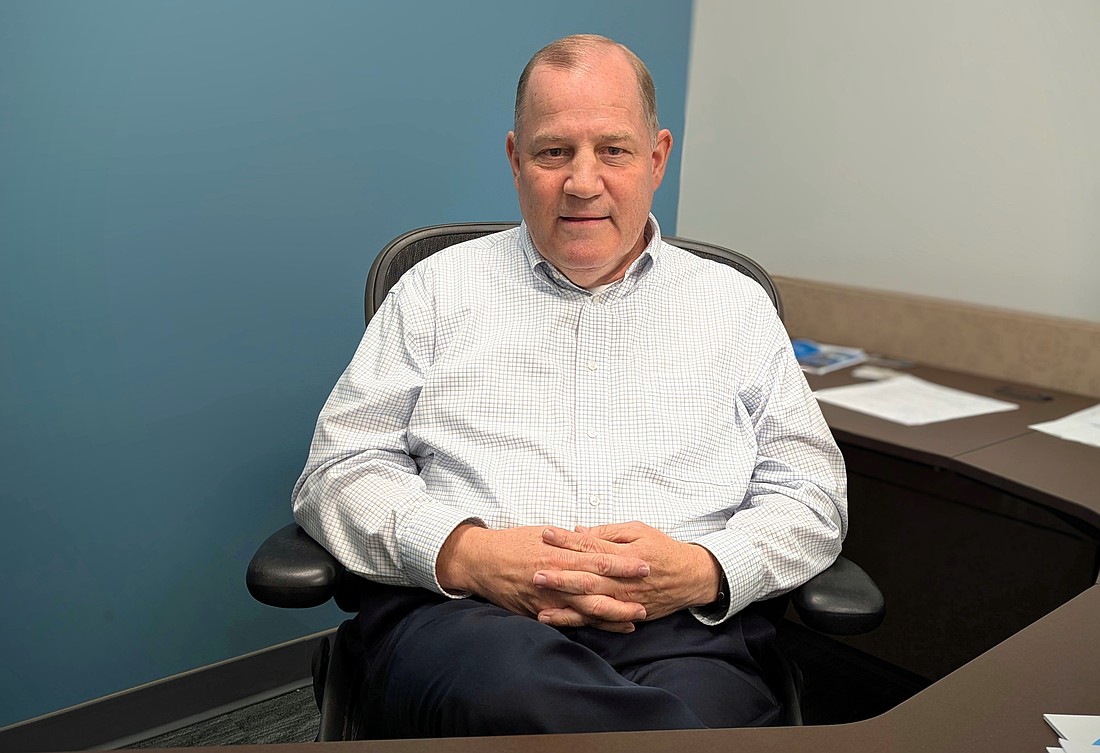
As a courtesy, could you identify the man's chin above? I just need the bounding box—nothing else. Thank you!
[554,219,617,249]
[552,237,618,260]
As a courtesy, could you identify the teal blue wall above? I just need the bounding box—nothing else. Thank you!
[0,0,693,727]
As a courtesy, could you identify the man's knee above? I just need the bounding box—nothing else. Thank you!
[363,600,703,736]
[366,602,603,735]
[386,600,552,675]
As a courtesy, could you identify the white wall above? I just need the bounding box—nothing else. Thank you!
[678,0,1100,323]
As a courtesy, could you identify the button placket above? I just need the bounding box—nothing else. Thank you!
[575,299,613,524]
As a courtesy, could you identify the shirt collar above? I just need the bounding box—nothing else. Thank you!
[520,214,663,296]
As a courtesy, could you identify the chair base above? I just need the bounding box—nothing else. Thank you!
[313,620,365,741]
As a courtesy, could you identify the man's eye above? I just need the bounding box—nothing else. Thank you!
[544,148,566,158]
[606,147,625,156]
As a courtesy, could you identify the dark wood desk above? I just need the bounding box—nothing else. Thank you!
[956,431,1100,537]
[805,365,1100,678]
[190,586,1100,753]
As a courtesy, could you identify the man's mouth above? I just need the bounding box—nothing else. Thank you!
[560,216,609,224]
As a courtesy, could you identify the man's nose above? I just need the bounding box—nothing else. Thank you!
[563,153,603,199]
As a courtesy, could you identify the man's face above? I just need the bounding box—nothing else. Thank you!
[507,51,673,288]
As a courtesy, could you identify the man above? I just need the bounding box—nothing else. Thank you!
[292,34,846,736]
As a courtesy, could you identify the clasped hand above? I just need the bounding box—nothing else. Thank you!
[437,522,721,633]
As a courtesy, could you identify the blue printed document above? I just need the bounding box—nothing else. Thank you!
[791,339,867,375]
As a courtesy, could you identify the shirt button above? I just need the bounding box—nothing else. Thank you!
[588,496,600,506]
[587,360,598,371]
[587,428,598,438]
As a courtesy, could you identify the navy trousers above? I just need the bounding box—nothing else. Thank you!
[354,582,780,738]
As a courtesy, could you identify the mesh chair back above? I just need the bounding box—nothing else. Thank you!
[365,222,783,325]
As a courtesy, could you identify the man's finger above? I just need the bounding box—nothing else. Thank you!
[577,594,647,623]
[534,569,609,596]
[582,522,642,543]
[542,529,650,578]
[537,607,587,628]
[563,549,650,578]
[537,605,642,634]
[532,598,642,633]
[542,526,614,554]
[538,594,646,624]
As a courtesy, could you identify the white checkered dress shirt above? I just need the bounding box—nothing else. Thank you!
[292,217,847,624]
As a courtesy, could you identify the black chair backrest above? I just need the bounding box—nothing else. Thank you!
[365,222,783,325]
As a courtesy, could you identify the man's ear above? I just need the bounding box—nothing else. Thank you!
[506,131,521,184]
[650,128,674,189]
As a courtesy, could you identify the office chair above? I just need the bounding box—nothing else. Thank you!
[247,222,885,740]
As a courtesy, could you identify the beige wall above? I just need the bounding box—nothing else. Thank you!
[777,276,1100,399]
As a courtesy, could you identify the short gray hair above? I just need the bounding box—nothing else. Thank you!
[513,34,659,139]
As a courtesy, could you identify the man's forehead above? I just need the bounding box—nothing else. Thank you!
[520,61,645,131]
[527,129,638,146]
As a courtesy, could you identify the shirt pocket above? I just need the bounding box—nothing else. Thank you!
[419,338,568,445]
[641,370,754,470]
[612,370,757,529]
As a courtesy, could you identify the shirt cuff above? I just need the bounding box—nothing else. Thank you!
[688,527,764,625]
[396,501,486,597]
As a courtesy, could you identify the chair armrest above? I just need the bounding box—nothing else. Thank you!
[246,523,344,608]
[791,556,885,635]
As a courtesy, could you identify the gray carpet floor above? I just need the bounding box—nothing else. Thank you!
[125,687,320,748]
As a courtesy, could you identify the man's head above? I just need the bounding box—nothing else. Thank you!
[507,35,673,288]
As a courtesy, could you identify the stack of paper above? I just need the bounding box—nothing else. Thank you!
[1045,714,1100,752]
[813,374,1018,426]
[1030,404,1100,450]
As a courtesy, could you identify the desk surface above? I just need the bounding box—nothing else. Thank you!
[806,364,1097,465]
[188,587,1100,753]
[956,430,1100,534]
[807,364,1100,537]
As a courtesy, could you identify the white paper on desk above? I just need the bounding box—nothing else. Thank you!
[1059,741,1100,753]
[812,374,1018,426]
[1030,404,1100,449]
[1045,714,1100,746]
